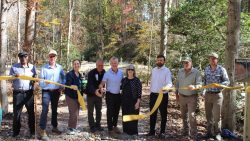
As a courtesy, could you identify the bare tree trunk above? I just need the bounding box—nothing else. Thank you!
[67,0,74,70]
[222,0,241,131]
[23,0,37,59]
[98,1,104,59]
[0,0,9,114]
[248,0,250,13]
[17,0,21,62]
[159,0,165,55]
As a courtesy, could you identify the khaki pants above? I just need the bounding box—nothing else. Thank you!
[66,96,80,129]
[205,92,223,135]
[179,94,198,136]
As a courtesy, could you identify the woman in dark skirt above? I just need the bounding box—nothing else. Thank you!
[121,64,142,135]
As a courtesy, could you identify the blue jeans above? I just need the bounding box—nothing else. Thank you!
[39,90,60,130]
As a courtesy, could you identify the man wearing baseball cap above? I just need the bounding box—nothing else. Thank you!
[204,52,229,140]
[175,56,202,140]
[9,51,37,138]
[39,50,65,140]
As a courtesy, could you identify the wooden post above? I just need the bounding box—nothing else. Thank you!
[244,81,250,141]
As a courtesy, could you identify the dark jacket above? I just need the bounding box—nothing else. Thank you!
[65,70,83,99]
[86,68,105,97]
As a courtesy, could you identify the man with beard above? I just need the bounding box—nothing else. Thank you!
[146,54,172,137]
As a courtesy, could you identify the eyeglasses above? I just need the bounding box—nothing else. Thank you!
[127,69,134,71]
[19,56,28,58]
[49,55,56,58]
[183,62,189,65]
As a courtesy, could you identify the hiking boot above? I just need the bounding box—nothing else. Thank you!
[52,127,62,134]
[40,129,49,141]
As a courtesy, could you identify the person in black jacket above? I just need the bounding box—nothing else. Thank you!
[121,64,142,135]
[86,59,105,133]
[65,59,83,135]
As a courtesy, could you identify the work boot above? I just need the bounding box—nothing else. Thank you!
[40,129,49,141]
[52,127,62,134]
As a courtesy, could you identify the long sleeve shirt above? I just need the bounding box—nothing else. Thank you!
[175,68,202,96]
[204,65,230,92]
[86,68,105,96]
[65,70,83,99]
[150,66,172,93]
[39,63,65,90]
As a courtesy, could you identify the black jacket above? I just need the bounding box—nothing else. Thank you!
[86,68,105,97]
[65,70,83,99]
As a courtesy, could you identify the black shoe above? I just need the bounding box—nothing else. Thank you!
[204,132,213,139]
[12,132,19,137]
[29,132,35,138]
[158,132,166,138]
[95,126,104,131]
[146,132,155,136]
[90,127,96,133]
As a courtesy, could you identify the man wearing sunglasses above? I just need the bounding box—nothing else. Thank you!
[9,51,37,138]
[39,50,65,140]
[175,56,202,140]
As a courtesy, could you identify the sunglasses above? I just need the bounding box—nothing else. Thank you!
[19,55,28,58]
[127,69,134,71]
[49,55,56,58]
[182,62,189,64]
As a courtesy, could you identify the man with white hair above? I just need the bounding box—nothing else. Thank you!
[99,57,123,134]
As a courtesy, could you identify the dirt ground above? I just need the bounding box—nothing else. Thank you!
[0,84,243,141]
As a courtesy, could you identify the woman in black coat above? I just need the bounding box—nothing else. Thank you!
[121,64,142,135]
[65,59,83,135]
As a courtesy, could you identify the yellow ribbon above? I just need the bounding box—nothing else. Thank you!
[123,83,245,122]
[0,75,86,111]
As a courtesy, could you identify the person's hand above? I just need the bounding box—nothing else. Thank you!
[135,101,140,110]
[95,89,103,97]
[187,85,195,90]
[100,88,106,94]
[15,74,20,77]
[71,85,78,91]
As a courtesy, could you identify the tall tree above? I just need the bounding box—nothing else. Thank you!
[67,0,74,70]
[17,0,21,62]
[248,0,250,13]
[23,0,37,59]
[222,0,241,131]
[0,0,12,114]
[159,0,166,55]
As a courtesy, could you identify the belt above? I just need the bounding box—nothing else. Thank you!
[179,94,198,97]
[206,91,221,94]
[13,89,32,93]
[106,91,120,95]
[151,92,168,95]
[42,89,60,92]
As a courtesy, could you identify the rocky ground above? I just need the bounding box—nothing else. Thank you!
[0,85,243,141]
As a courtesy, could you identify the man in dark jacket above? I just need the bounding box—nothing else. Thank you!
[86,59,105,133]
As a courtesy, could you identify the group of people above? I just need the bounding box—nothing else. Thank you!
[9,50,229,141]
